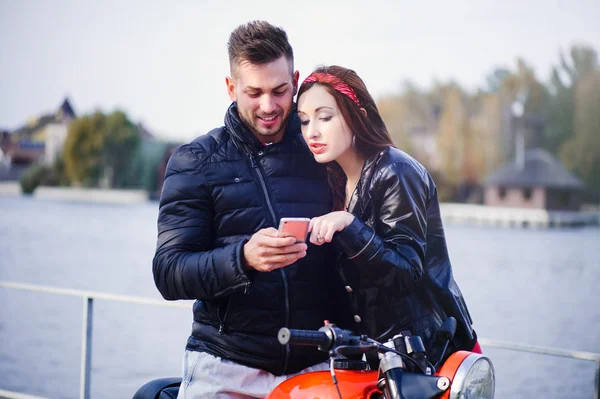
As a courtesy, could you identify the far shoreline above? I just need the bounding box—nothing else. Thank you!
[0,182,150,205]
[1,182,598,227]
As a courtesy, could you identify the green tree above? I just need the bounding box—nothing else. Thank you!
[52,152,71,186]
[62,110,140,188]
[560,71,600,195]
[544,45,598,154]
[63,112,105,186]
[102,110,140,188]
[19,164,53,194]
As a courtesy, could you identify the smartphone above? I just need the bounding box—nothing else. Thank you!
[278,217,310,243]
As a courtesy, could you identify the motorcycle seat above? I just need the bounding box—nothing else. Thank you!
[132,377,181,399]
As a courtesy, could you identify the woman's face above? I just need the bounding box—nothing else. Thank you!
[297,85,354,164]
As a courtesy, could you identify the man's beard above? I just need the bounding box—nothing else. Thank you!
[241,111,288,139]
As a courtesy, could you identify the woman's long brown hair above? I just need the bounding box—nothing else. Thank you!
[297,65,395,211]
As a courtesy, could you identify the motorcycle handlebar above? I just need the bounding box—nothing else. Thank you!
[278,328,331,348]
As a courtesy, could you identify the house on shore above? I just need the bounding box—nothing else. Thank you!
[484,148,586,211]
[0,98,76,179]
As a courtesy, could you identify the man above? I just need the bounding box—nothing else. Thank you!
[153,21,336,398]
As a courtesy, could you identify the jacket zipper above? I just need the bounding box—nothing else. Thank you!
[218,298,232,335]
[249,154,277,225]
[249,152,291,373]
[281,268,291,374]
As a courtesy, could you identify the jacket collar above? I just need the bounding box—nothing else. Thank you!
[223,102,302,154]
[348,147,390,218]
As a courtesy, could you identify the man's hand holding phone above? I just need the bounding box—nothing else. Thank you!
[277,217,310,243]
[243,227,308,273]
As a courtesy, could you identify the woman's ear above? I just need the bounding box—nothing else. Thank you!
[360,107,367,118]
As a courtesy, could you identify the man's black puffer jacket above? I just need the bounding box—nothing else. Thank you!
[333,147,476,360]
[153,103,335,376]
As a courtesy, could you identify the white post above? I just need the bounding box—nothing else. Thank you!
[594,359,599,399]
[80,297,93,399]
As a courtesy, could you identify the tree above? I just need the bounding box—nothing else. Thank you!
[485,68,511,93]
[102,110,140,188]
[544,45,598,155]
[560,71,600,195]
[436,85,466,187]
[377,81,417,154]
[62,110,140,188]
[493,59,550,158]
[63,112,105,186]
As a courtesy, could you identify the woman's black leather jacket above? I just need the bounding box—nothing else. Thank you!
[333,146,476,357]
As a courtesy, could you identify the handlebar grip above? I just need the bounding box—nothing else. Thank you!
[278,328,330,348]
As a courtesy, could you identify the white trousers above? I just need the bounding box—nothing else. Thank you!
[177,350,329,399]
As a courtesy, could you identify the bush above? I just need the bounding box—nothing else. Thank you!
[19,164,53,194]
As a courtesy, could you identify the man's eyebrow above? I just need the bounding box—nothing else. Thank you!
[272,83,289,91]
[245,82,289,91]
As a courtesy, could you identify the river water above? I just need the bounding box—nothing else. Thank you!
[0,196,598,398]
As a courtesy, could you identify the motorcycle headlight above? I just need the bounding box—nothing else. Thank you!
[436,352,495,399]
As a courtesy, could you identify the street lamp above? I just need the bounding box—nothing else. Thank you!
[511,89,528,169]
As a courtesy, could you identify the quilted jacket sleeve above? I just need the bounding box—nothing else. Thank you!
[335,160,429,294]
[152,144,250,301]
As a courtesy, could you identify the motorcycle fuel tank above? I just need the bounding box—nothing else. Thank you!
[265,369,381,399]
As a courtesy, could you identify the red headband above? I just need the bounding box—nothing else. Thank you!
[300,72,362,107]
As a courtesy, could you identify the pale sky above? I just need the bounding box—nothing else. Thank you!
[1,0,599,142]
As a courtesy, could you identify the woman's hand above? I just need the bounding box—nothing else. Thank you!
[309,211,355,245]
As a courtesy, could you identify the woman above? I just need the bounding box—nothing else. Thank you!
[296,66,480,362]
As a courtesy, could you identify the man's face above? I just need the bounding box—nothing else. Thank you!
[226,56,299,144]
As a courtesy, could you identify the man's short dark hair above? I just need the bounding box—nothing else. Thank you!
[227,20,294,75]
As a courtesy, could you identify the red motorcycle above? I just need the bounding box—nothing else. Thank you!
[266,317,495,399]
[133,318,494,399]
